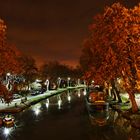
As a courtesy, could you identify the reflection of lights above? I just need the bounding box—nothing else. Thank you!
[77,89,81,98]
[78,93,81,98]
[46,102,49,108]
[4,128,10,136]
[3,127,13,137]
[46,99,49,109]
[67,95,71,102]
[58,99,62,109]
[34,109,40,116]
[32,104,41,116]
[83,89,87,96]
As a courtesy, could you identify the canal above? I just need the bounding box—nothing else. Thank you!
[0,88,140,140]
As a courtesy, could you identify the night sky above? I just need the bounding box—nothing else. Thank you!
[0,0,139,67]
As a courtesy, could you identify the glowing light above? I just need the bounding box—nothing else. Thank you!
[67,95,71,102]
[6,73,11,76]
[46,99,49,109]
[77,89,81,98]
[78,93,81,98]
[35,109,40,115]
[67,77,71,87]
[67,77,70,81]
[83,91,86,96]
[3,128,11,137]
[83,88,87,96]
[32,104,41,116]
[58,99,62,109]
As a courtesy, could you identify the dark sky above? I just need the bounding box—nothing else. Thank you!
[0,0,139,67]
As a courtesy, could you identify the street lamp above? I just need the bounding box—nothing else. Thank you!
[57,77,61,89]
[6,73,13,91]
[45,79,49,91]
[6,73,11,83]
[67,77,71,87]
[77,78,80,86]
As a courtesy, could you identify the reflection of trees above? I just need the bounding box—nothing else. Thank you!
[88,110,140,140]
[113,111,140,140]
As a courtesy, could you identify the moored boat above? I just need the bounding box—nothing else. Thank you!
[86,90,109,112]
[3,115,15,127]
[86,88,110,126]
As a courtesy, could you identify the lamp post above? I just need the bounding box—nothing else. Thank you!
[6,73,12,91]
[6,73,11,83]
[45,79,49,91]
[67,77,70,87]
[77,78,80,86]
[57,77,61,89]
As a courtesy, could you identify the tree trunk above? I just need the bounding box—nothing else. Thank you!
[128,91,138,113]
[111,88,116,101]
[114,88,122,103]
[111,80,122,103]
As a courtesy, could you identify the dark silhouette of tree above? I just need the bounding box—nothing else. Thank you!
[18,55,38,89]
[40,61,82,83]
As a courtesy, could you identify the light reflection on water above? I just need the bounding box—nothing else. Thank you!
[46,99,49,109]
[32,103,42,116]
[0,88,140,140]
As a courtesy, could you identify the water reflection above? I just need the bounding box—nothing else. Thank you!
[0,89,140,140]
[32,103,41,116]
[57,95,62,109]
[67,90,71,103]
[0,124,20,140]
[83,88,87,96]
[3,127,11,137]
[75,89,81,98]
[89,109,110,126]
[46,99,49,109]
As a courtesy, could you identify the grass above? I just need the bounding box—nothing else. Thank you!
[121,96,129,103]
[121,105,131,110]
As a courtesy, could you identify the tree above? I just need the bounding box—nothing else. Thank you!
[0,19,22,101]
[81,3,140,112]
[0,19,21,76]
[0,82,12,105]
[18,55,38,89]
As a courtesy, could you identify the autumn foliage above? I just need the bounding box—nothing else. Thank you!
[0,19,25,103]
[80,3,140,112]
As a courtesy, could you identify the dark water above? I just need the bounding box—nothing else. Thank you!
[0,88,140,140]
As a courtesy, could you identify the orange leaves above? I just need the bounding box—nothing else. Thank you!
[0,18,22,76]
[81,2,140,88]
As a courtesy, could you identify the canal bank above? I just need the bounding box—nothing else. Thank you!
[110,102,140,130]
[0,85,86,114]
